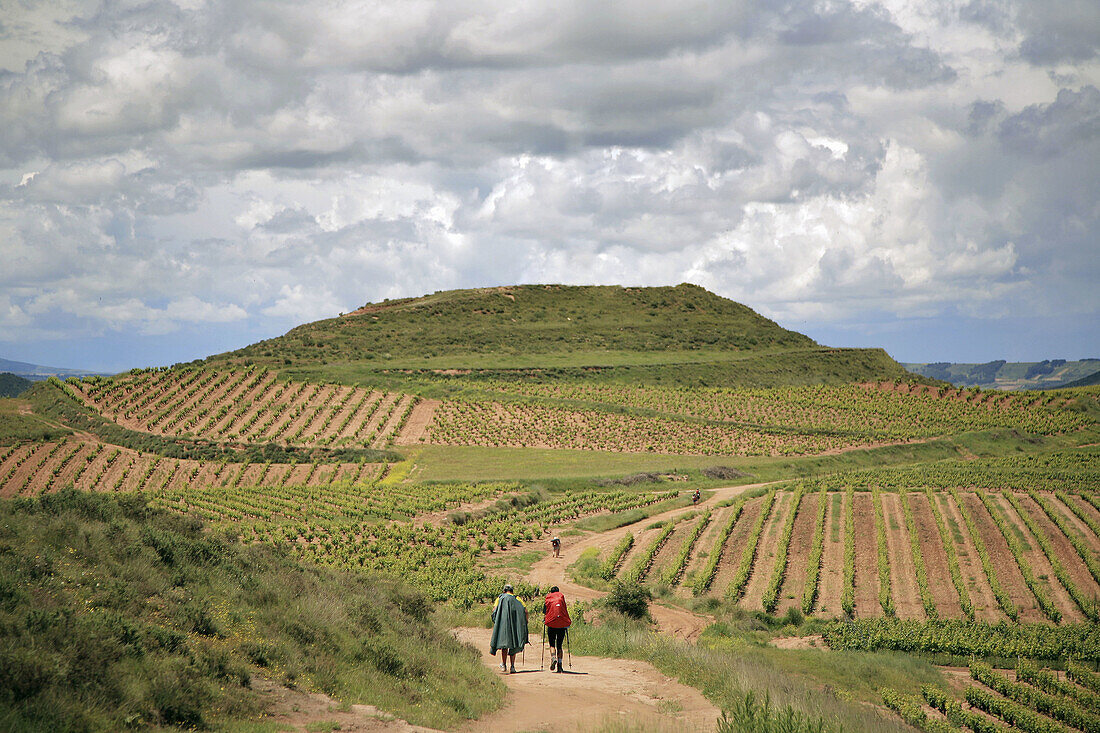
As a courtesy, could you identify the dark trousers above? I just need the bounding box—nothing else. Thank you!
[547,626,566,652]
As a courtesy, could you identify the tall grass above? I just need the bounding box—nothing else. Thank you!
[0,489,501,731]
[567,612,920,733]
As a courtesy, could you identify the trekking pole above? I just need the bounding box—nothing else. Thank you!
[566,627,573,670]
[541,625,546,670]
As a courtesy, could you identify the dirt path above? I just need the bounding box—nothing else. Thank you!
[937,493,1004,623]
[454,627,719,733]
[852,493,880,617]
[908,493,963,619]
[880,493,924,620]
[526,482,776,640]
[252,677,440,733]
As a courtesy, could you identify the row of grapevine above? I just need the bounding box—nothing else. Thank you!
[948,487,1019,621]
[872,486,895,616]
[72,369,417,449]
[822,617,1100,661]
[762,486,804,613]
[621,522,676,584]
[801,486,828,615]
[692,498,746,594]
[974,489,1061,622]
[726,490,777,601]
[659,510,711,586]
[901,489,938,618]
[1002,491,1097,621]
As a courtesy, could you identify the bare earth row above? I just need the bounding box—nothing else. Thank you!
[0,439,383,499]
[611,488,1100,622]
[71,370,416,449]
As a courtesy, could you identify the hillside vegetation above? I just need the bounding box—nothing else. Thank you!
[0,489,499,732]
[207,284,921,388]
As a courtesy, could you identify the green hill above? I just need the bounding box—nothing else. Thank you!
[0,373,32,397]
[209,284,919,388]
[904,359,1100,390]
[1057,368,1100,389]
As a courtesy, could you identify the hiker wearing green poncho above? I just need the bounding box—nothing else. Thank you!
[490,584,528,674]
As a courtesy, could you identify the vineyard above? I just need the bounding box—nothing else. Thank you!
[589,451,1100,624]
[406,382,1090,456]
[69,367,418,450]
[882,659,1100,733]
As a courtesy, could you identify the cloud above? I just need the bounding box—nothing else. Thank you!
[0,0,1096,362]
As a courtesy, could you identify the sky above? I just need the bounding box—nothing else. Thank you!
[1,0,1098,373]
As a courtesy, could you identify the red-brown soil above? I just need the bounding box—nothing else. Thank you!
[815,491,845,617]
[908,492,964,619]
[936,492,1003,622]
[852,492,881,617]
[709,496,764,598]
[395,399,439,445]
[647,518,692,582]
[1016,493,1099,618]
[880,493,924,619]
[959,492,1045,623]
[777,491,819,614]
[742,491,792,610]
[677,503,734,596]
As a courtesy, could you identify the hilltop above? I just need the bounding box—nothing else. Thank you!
[208,284,920,388]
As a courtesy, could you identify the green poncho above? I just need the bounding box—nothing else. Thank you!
[490,593,529,654]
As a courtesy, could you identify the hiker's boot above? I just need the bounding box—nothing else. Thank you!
[549,658,557,671]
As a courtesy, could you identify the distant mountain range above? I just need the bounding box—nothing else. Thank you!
[904,359,1100,391]
[0,357,107,380]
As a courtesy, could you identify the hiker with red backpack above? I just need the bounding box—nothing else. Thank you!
[543,585,571,673]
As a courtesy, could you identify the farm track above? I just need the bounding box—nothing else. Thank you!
[526,482,778,640]
[991,492,1083,622]
[777,491,818,615]
[960,492,1045,623]
[742,492,792,611]
[852,492,880,617]
[909,492,964,619]
[880,492,924,620]
[816,492,845,616]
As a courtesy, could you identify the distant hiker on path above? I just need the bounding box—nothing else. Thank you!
[543,585,571,673]
[490,584,528,674]
[692,489,701,505]
[551,535,561,557]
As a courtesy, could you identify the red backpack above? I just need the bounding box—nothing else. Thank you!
[544,591,571,629]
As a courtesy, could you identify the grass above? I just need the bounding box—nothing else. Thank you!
[0,489,502,732]
[566,610,926,733]
[0,398,70,445]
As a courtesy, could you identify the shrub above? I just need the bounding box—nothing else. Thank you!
[604,581,651,620]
